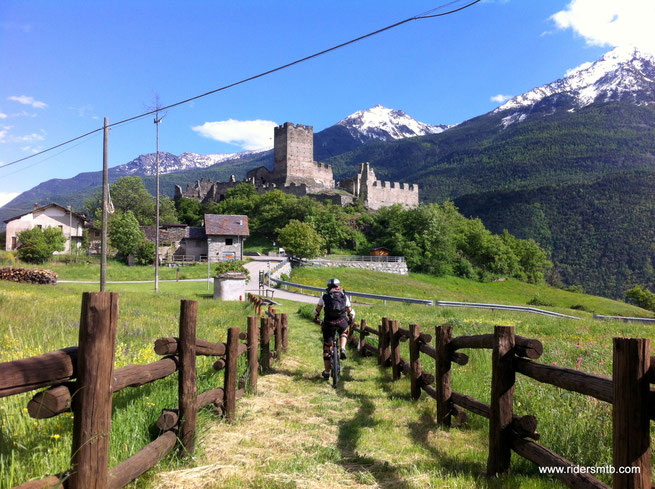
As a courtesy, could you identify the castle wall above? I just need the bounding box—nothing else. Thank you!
[365,180,419,210]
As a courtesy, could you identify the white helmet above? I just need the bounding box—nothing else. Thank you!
[327,278,340,289]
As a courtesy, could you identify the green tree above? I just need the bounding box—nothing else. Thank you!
[307,204,350,254]
[15,227,66,263]
[277,220,325,259]
[108,211,144,260]
[109,177,156,225]
[132,238,156,265]
[176,197,203,226]
[625,285,655,312]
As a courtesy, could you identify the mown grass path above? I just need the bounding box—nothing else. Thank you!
[152,304,564,489]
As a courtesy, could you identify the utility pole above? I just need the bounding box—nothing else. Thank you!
[100,117,108,292]
[154,110,162,293]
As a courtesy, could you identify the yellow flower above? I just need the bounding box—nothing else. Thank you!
[51,434,60,440]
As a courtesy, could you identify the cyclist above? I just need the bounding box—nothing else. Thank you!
[313,278,355,380]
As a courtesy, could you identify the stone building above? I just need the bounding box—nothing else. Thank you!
[205,214,249,261]
[337,162,419,210]
[175,121,418,210]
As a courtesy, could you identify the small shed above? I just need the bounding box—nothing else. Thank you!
[370,247,391,257]
[204,214,249,262]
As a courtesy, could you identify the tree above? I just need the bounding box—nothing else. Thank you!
[176,197,203,226]
[109,177,156,225]
[16,227,66,263]
[625,285,655,312]
[108,211,144,260]
[277,220,325,259]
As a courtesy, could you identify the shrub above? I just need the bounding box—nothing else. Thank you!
[0,250,16,266]
[16,227,66,264]
[214,260,250,283]
[133,239,156,266]
[527,296,555,307]
[453,257,475,279]
[565,284,585,294]
[625,285,655,312]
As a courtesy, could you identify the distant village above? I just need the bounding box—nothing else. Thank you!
[4,121,419,263]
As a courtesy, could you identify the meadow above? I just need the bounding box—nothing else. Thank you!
[2,269,654,488]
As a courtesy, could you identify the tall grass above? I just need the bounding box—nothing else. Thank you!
[0,281,253,488]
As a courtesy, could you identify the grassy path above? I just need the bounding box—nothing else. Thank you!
[151,304,564,489]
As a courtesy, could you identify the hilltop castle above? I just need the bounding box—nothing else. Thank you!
[175,122,418,210]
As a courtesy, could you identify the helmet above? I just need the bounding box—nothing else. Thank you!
[327,278,340,289]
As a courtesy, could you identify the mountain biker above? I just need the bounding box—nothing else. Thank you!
[313,278,355,380]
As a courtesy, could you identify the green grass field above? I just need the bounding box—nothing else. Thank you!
[289,266,654,318]
[1,267,654,488]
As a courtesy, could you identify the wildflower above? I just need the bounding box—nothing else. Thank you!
[553,361,558,366]
[576,356,582,369]
[51,434,60,440]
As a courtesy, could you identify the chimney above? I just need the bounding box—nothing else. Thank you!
[33,203,39,210]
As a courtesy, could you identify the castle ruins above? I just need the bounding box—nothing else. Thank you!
[175,121,419,210]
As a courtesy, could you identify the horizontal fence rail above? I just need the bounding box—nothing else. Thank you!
[346,316,654,489]
[268,277,434,306]
[5,292,289,489]
[309,254,406,263]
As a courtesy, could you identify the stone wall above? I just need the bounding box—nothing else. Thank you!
[207,235,244,261]
[304,260,408,276]
[366,180,419,210]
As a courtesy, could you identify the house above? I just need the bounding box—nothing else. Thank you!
[204,214,249,261]
[140,214,249,262]
[4,203,89,253]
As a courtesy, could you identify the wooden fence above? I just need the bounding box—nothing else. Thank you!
[348,318,652,489]
[2,291,289,489]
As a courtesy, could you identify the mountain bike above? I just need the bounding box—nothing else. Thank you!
[329,327,341,389]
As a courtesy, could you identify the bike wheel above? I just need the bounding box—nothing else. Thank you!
[331,338,339,388]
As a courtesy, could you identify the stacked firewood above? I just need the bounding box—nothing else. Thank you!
[0,267,58,285]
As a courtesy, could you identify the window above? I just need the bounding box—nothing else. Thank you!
[36,224,42,229]
[11,236,17,250]
[225,238,233,246]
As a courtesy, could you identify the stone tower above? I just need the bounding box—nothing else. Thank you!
[272,122,333,188]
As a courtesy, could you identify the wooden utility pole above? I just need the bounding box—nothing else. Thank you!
[100,118,109,292]
[154,111,162,293]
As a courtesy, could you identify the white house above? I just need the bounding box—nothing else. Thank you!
[4,203,89,253]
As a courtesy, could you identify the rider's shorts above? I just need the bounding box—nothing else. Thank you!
[322,316,349,344]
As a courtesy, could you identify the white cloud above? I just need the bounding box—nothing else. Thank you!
[12,132,45,143]
[0,126,12,142]
[192,119,277,150]
[0,113,6,119]
[551,0,655,54]
[8,95,47,109]
[491,94,513,103]
[0,192,19,207]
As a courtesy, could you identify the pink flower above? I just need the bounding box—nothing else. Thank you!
[599,361,604,366]
[576,356,582,368]
[553,361,558,366]
[576,344,582,349]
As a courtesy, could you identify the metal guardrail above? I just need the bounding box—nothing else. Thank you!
[593,314,655,324]
[268,277,434,306]
[310,255,405,263]
[435,300,582,320]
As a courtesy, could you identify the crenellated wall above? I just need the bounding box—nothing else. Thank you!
[338,162,419,210]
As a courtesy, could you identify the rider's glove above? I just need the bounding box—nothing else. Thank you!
[348,309,355,320]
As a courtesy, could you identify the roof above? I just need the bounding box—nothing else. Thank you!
[141,225,187,244]
[3,203,89,224]
[185,226,207,239]
[204,214,249,236]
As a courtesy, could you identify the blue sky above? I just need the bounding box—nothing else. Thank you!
[0,0,650,206]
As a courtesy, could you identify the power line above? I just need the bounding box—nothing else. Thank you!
[0,0,481,171]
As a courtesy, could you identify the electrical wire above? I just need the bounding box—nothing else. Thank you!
[0,0,481,171]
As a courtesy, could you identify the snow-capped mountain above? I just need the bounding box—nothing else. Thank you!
[115,149,266,177]
[337,104,450,143]
[495,46,655,127]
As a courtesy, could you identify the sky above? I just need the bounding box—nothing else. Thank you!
[1,0,653,208]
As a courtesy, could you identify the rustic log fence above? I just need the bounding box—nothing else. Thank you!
[3,291,289,489]
[347,318,653,489]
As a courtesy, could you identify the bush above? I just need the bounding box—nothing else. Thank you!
[527,296,555,307]
[0,250,16,266]
[625,285,655,312]
[453,257,475,279]
[133,239,156,266]
[565,284,585,294]
[214,260,250,283]
[15,227,66,264]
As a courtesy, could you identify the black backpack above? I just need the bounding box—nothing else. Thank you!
[323,289,347,320]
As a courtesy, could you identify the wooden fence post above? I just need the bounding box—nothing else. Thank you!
[409,324,422,400]
[359,319,367,354]
[487,325,515,476]
[69,292,119,489]
[224,326,239,422]
[435,325,453,427]
[379,318,391,366]
[613,337,651,489]
[247,316,259,395]
[178,300,198,455]
[390,320,401,380]
[281,313,289,351]
[275,314,282,361]
[260,317,271,372]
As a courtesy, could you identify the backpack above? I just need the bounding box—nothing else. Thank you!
[323,289,347,320]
